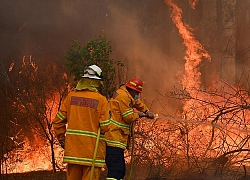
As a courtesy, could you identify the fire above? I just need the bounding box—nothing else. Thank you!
[163,0,250,171]
[8,61,15,72]
[2,59,66,174]
[3,136,65,174]
[188,0,199,9]
[3,93,65,174]
[164,0,211,93]
[3,1,250,178]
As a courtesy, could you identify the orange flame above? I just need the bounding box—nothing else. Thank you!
[3,59,65,173]
[8,61,15,72]
[163,1,250,167]
[164,0,211,92]
[3,136,65,174]
[189,0,199,9]
[164,0,211,115]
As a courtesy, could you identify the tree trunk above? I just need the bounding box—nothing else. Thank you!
[235,0,250,87]
[216,0,223,47]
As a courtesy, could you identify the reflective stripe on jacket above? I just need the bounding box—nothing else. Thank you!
[52,89,110,167]
[105,85,149,149]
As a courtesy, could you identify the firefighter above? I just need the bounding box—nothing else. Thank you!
[105,78,154,180]
[52,65,110,180]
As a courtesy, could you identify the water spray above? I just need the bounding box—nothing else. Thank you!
[154,114,250,134]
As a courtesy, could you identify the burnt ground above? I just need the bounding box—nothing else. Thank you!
[0,170,108,180]
[0,171,66,180]
[3,170,248,180]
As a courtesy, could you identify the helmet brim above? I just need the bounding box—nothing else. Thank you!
[81,74,102,80]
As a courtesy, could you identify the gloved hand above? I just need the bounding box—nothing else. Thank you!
[146,111,155,119]
[137,112,146,118]
[59,141,65,149]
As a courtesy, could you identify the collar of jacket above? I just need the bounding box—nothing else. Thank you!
[120,85,134,99]
[75,78,103,91]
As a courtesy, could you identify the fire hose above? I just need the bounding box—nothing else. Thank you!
[128,122,135,180]
[90,127,101,180]
[128,113,150,180]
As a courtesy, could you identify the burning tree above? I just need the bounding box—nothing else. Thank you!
[0,56,70,173]
[0,36,123,175]
[0,63,21,175]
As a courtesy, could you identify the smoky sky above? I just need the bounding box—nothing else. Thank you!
[0,0,188,113]
[0,0,108,60]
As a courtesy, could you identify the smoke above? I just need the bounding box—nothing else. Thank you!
[0,0,186,113]
[105,1,185,113]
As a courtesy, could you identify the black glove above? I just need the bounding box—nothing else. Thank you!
[146,111,155,119]
[59,141,65,149]
[137,112,146,118]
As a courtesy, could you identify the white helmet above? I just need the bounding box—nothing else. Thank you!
[82,65,103,80]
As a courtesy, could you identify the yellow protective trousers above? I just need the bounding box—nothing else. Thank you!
[67,163,101,180]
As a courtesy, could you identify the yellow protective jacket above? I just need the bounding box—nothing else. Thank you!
[105,85,149,149]
[52,89,110,167]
